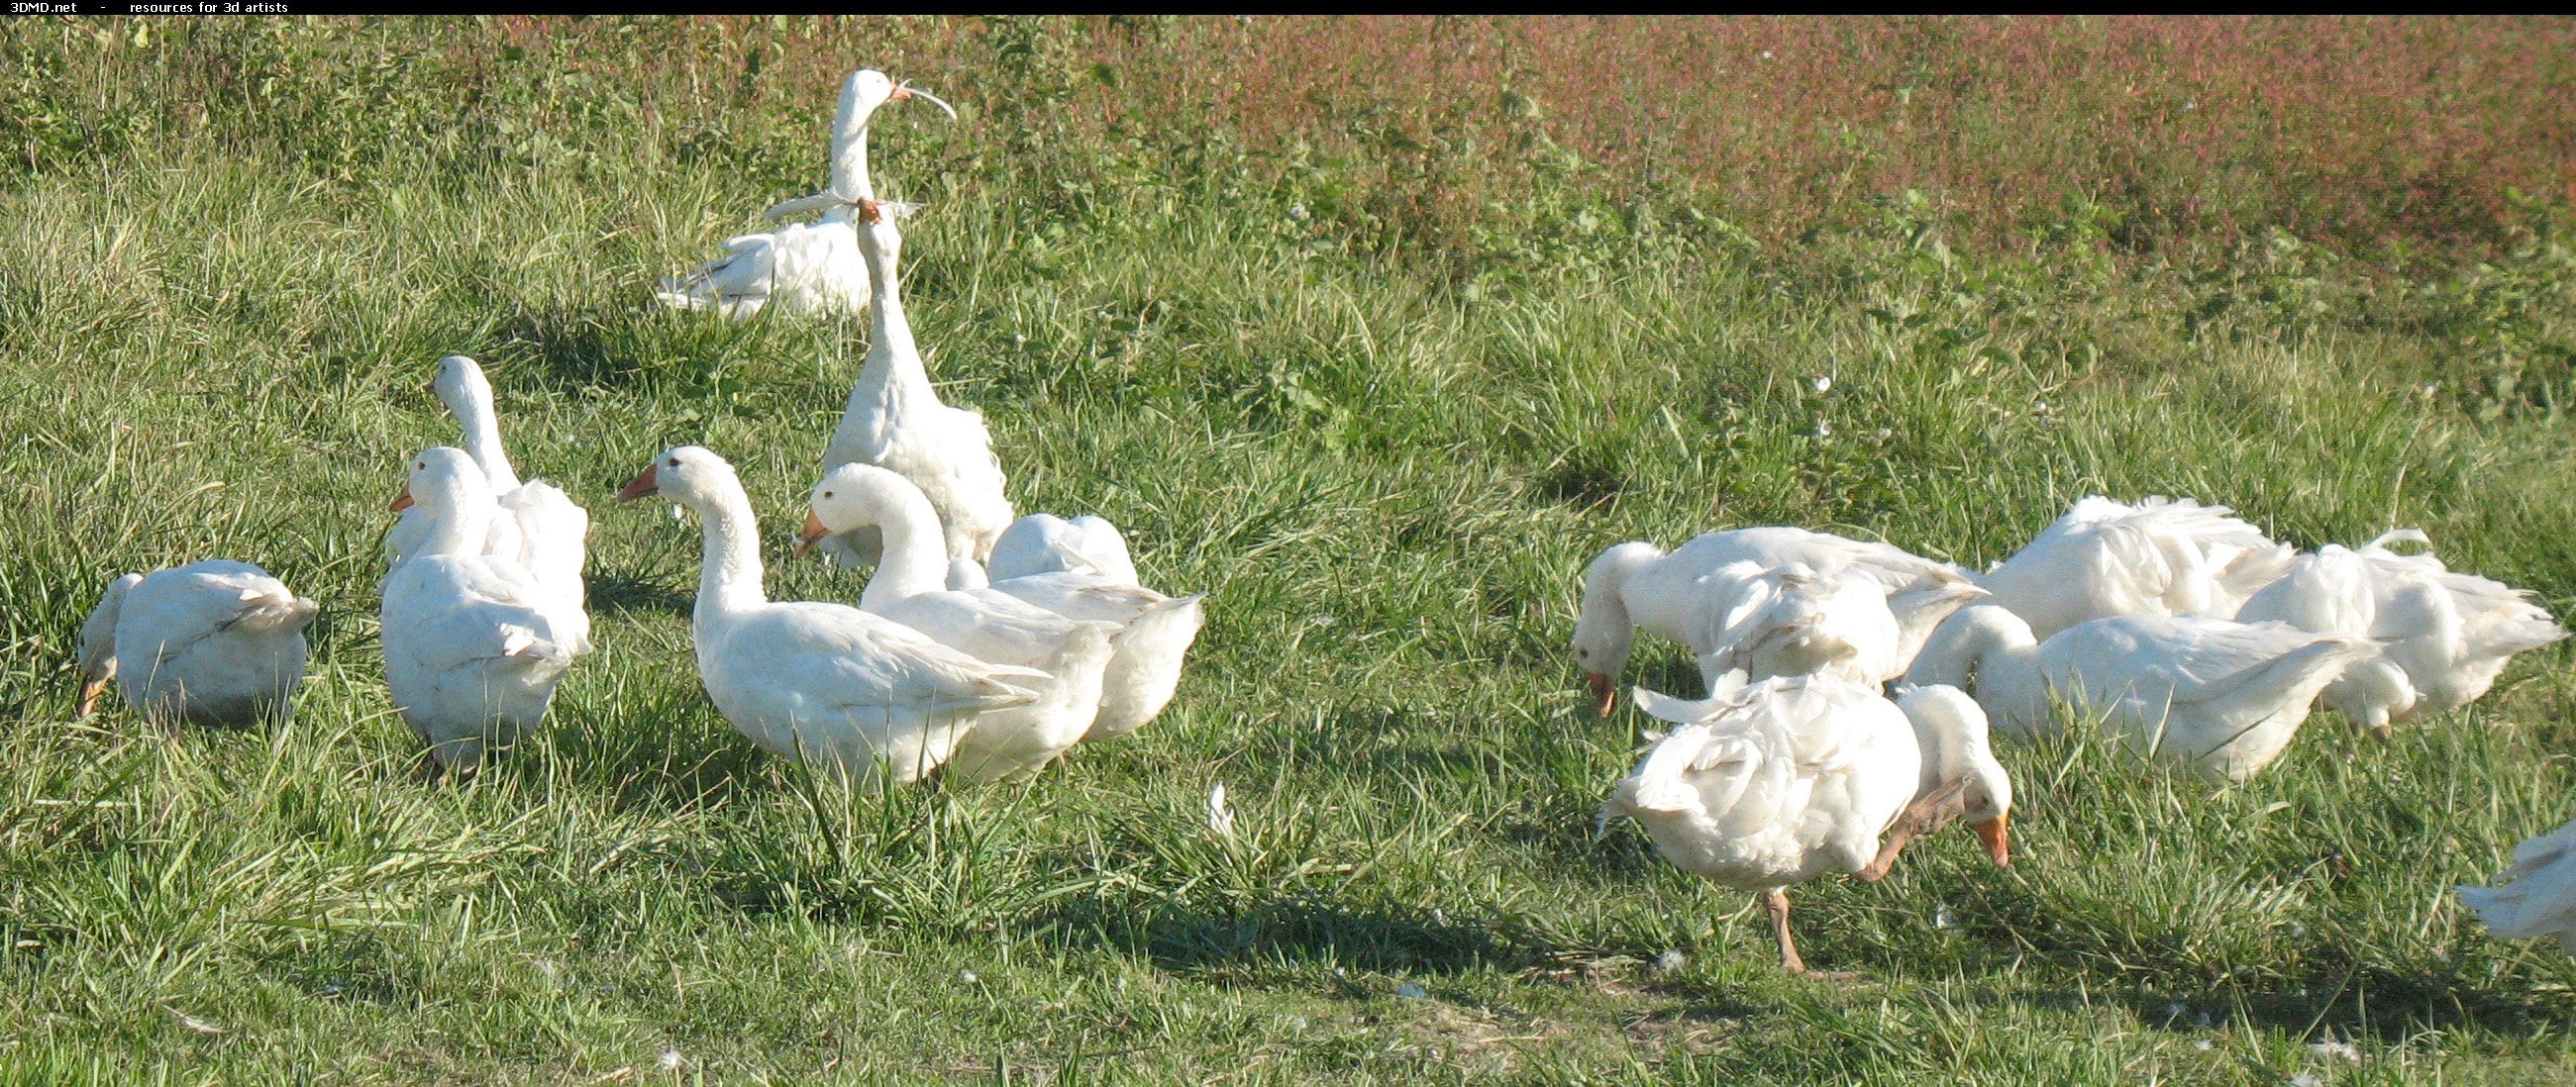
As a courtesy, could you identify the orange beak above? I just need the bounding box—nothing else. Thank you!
[1586,672,1615,718]
[792,510,830,557]
[889,85,912,102]
[616,465,660,502]
[76,676,107,718]
[388,484,414,512]
[1974,815,2010,867]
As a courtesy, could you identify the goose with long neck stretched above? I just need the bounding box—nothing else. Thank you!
[794,463,1117,780]
[386,355,590,651]
[381,448,586,771]
[1603,676,2011,974]
[813,198,1014,565]
[1903,604,2370,781]
[2460,813,2576,954]
[75,561,317,727]
[1975,495,2296,641]
[1571,527,1985,715]
[655,69,955,320]
[2234,530,2565,734]
[617,446,1045,785]
[804,484,1204,744]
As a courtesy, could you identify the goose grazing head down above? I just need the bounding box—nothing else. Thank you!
[1572,542,1661,716]
[73,573,144,716]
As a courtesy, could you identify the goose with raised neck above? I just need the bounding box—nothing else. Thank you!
[798,462,1112,781]
[814,199,1014,564]
[655,69,955,320]
[616,446,1045,785]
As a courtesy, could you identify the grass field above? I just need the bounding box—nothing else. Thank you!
[4,15,2576,1085]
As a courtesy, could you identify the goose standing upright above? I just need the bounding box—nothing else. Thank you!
[795,463,1117,780]
[386,356,590,652]
[1904,605,2370,781]
[381,448,585,770]
[1602,675,2010,973]
[1975,496,2296,640]
[1571,528,1984,715]
[814,199,1014,564]
[2234,530,2565,733]
[617,446,1046,785]
[656,69,956,320]
[75,561,318,727]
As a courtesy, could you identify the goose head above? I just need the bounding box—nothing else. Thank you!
[389,446,489,517]
[1571,542,1660,716]
[840,69,958,134]
[615,445,740,515]
[428,354,493,418]
[74,572,144,716]
[1896,684,2012,867]
[793,462,932,557]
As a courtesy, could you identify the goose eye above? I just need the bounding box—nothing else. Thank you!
[667,457,680,468]
[823,491,834,499]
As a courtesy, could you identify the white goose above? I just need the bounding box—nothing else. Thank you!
[616,446,1045,785]
[1693,560,1906,690]
[381,448,585,770]
[794,463,1116,781]
[1904,605,2370,781]
[75,561,317,727]
[1603,676,2011,973]
[655,69,955,320]
[1572,528,1986,715]
[1976,495,2296,641]
[2460,814,2576,953]
[813,198,1014,565]
[386,355,590,651]
[987,513,1141,586]
[2235,530,2565,733]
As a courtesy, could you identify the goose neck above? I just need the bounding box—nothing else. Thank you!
[858,230,927,391]
[859,481,952,612]
[448,386,523,493]
[419,490,496,558]
[692,491,770,626]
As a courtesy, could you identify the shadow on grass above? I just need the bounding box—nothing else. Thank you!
[587,572,691,618]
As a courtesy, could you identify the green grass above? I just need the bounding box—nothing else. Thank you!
[6,27,2576,1086]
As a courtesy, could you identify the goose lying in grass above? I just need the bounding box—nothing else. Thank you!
[387,355,590,651]
[1604,676,2010,973]
[76,561,318,727]
[1904,605,2369,781]
[987,513,1141,586]
[620,446,1043,785]
[2234,530,2565,734]
[2460,815,2576,953]
[1976,495,2295,641]
[1572,528,1985,715]
[655,69,955,319]
[814,198,1013,566]
[795,463,1117,780]
[382,448,586,771]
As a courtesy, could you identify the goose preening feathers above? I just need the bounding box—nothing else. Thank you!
[381,448,587,770]
[1572,527,1985,715]
[1905,605,2370,781]
[619,446,1044,785]
[75,561,318,727]
[1603,676,2010,973]
[2234,530,2565,733]
[1975,496,2296,641]
[655,69,956,320]
[813,198,1013,565]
